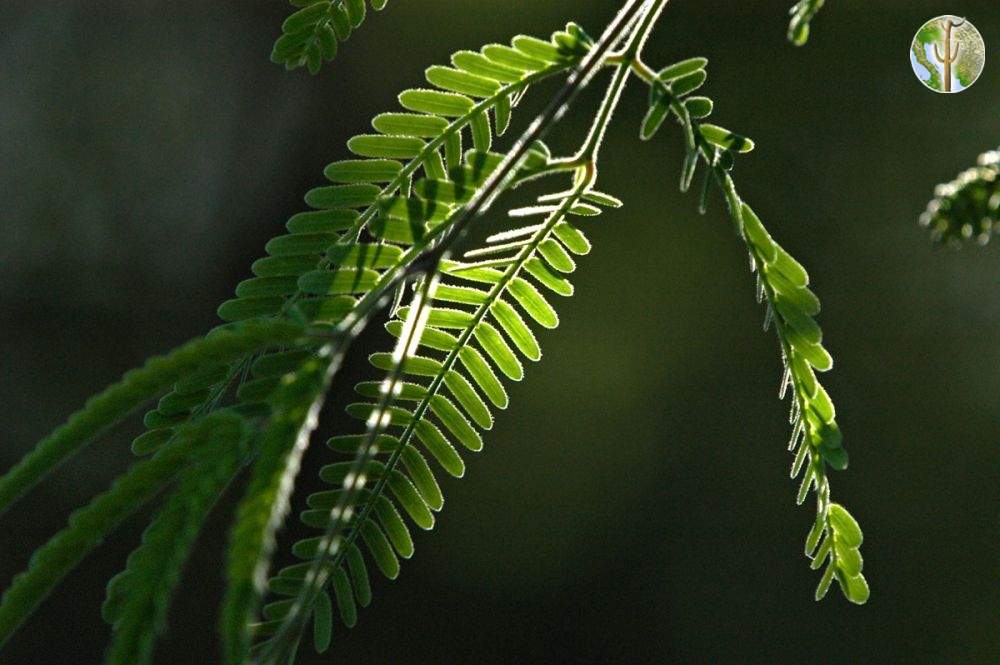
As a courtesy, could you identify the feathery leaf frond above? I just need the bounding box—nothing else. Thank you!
[1,2,874,661]
[252,167,616,659]
[636,53,868,603]
[103,414,250,665]
[217,27,601,661]
[920,147,998,246]
[0,412,250,647]
[124,23,594,474]
[739,202,868,604]
[0,320,305,517]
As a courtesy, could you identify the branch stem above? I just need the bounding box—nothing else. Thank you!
[579,0,668,162]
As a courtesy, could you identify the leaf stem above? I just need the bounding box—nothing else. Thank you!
[578,0,669,161]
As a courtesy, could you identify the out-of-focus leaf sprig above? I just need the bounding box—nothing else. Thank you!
[920,147,999,246]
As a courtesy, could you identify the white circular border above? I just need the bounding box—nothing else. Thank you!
[909,15,986,94]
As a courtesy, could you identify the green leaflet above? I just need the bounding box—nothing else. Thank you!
[304,184,381,209]
[787,0,826,46]
[348,134,425,159]
[474,321,524,380]
[657,57,708,82]
[399,89,474,117]
[0,413,245,647]
[490,300,541,361]
[452,51,523,84]
[537,238,576,272]
[426,66,502,98]
[330,568,356,628]
[699,123,755,154]
[671,69,707,97]
[324,159,403,183]
[685,96,713,119]
[104,414,250,665]
[482,44,547,72]
[0,320,305,516]
[827,503,862,547]
[344,543,372,605]
[640,57,707,140]
[372,112,449,137]
[313,588,334,651]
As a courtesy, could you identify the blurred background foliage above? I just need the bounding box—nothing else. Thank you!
[1,1,998,662]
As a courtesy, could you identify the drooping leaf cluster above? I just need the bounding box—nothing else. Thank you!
[271,0,388,74]
[638,55,868,603]
[741,205,868,603]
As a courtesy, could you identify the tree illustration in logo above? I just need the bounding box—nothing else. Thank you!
[933,17,964,92]
[910,15,985,93]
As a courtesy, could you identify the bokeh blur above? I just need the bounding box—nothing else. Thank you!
[2,1,998,663]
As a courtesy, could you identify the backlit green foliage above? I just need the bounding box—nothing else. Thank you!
[252,173,620,659]
[1,2,869,663]
[637,54,867,604]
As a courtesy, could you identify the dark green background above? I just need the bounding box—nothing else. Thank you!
[2,1,998,663]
